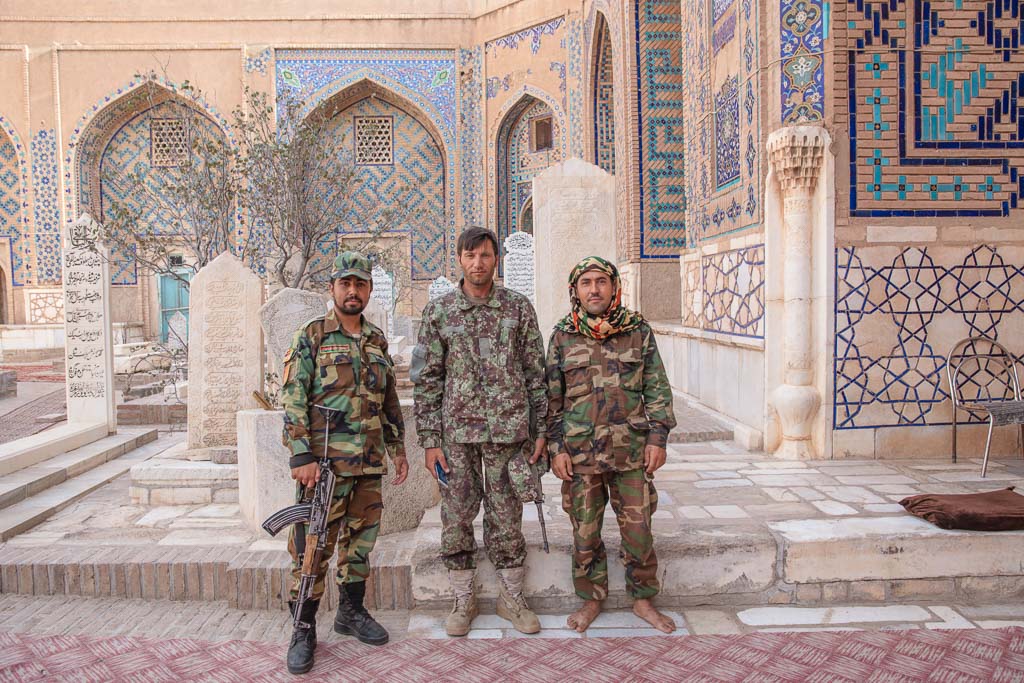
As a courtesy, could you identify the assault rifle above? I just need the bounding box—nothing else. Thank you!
[262,405,340,629]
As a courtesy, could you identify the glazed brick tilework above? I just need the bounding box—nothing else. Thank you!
[682,0,762,243]
[835,244,1024,429]
[781,0,826,123]
[681,245,765,338]
[496,98,559,251]
[0,125,26,286]
[834,0,1024,219]
[592,15,616,175]
[317,97,446,281]
[276,50,458,273]
[634,0,687,256]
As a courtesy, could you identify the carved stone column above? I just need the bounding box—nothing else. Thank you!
[766,127,827,459]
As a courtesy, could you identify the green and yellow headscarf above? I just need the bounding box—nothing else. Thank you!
[555,256,644,340]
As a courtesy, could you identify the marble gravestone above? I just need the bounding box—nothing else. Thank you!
[532,159,616,340]
[370,266,394,337]
[503,231,535,304]
[63,213,115,431]
[166,311,188,352]
[258,287,327,380]
[428,276,456,301]
[186,252,264,450]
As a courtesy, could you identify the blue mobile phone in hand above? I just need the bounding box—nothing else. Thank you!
[434,461,449,488]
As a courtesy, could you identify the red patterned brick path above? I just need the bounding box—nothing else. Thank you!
[2,628,1023,682]
[0,366,64,383]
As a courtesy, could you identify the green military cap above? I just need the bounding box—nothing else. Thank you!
[331,251,372,281]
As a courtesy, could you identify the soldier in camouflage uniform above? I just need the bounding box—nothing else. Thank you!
[546,256,678,634]
[412,226,547,636]
[280,251,408,674]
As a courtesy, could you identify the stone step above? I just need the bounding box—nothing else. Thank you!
[668,402,734,444]
[0,530,416,612]
[0,431,175,541]
[409,504,1024,611]
[0,422,110,477]
[0,428,158,512]
[129,458,239,506]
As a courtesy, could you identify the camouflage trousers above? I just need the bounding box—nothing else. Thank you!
[441,441,527,571]
[287,474,382,600]
[561,468,659,601]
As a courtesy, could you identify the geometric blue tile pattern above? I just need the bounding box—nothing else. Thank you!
[30,129,60,286]
[459,46,485,231]
[702,243,764,337]
[276,49,457,274]
[838,0,1024,218]
[0,117,28,286]
[635,0,687,256]
[834,244,1024,429]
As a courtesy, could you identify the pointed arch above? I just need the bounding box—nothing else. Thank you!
[492,90,564,261]
[304,78,449,281]
[0,116,30,289]
[69,80,232,285]
[590,11,616,174]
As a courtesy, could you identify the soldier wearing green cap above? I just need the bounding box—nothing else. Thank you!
[279,250,408,674]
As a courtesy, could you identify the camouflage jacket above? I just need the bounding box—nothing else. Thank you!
[281,308,405,475]
[412,282,547,449]
[545,322,676,473]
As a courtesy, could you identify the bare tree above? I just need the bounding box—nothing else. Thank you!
[99,72,239,289]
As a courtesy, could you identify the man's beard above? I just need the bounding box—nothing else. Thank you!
[339,299,366,314]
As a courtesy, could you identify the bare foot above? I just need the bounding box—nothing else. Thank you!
[633,599,675,633]
[566,600,602,632]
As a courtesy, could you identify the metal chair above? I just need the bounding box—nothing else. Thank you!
[945,336,1024,477]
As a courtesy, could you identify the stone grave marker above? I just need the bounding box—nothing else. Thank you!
[429,276,456,301]
[63,213,115,431]
[166,311,188,352]
[533,158,616,338]
[258,287,326,380]
[186,252,264,451]
[371,266,394,337]
[503,231,535,304]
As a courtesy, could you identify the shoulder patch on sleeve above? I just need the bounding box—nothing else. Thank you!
[283,347,295,363]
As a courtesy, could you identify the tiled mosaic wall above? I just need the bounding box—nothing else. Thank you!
[634,0,687,256]
[99,102,225,285]
[834,0,1023,219]
[592,15,616,175]
[681,244,765,338]
[496,98,560,243]
[781,0,826,123]
[276,49,458,273]
[682,0,762,243]
[30,129,61,286]
[0,125,26,286]
[835,244,1024,430]
[319,98,446,281]
[485,16,569,248]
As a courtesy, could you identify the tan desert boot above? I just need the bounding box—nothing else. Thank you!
[445,569,478,637]
[496,567,540,634]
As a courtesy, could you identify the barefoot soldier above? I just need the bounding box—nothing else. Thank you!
[546,256,677,634]
[279,251,409,674]
[411,227,548,637]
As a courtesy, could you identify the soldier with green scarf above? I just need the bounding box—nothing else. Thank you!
[545,255,677,634]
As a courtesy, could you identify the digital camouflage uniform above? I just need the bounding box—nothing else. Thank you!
[546,322,676,600]
[412,282,547,571]
[281,305,405,599]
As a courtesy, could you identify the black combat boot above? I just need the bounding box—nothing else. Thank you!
[334,581,389,645]
[286,599,319,675]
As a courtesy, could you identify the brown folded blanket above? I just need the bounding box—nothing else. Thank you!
[900,487,1024,531]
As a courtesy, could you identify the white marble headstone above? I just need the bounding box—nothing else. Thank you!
[166,311,188,352]
[63,213,115,431]
[258,287,327,379]
[370,266,394,338]
[532,158,617,339]
[186,252,264,449]
[429,276,456,301]
[503,231,535,304]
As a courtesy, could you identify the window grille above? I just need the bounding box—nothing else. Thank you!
[354,116,394,165]
[150,119,190,168]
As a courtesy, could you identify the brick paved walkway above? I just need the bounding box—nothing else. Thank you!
[1,624,1022,681]
[0,386,66,445]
